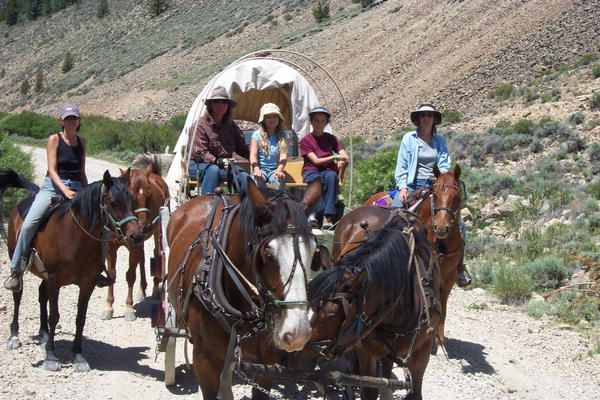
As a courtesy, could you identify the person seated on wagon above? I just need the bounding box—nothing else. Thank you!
[300,106,349,230]
[391,102,471,287]
[249,103,288,191]
[187,86,250,194]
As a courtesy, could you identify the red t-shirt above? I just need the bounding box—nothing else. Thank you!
[300,132,344,173]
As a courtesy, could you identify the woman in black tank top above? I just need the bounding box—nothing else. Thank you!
[4,104,111,292]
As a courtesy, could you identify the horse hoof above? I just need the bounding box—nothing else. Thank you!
[6,336,21,350]
[100,310,114,320]
[38,330,49,345]
[73,354,91,373]
[431,340,438,355]
[124,312,137,322]
[42,359,61,371]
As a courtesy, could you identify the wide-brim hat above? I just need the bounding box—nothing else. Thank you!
[204,86,237,108]
[410,103,442,125]
[308,106,331,119]
[59,104,80,120]
[258,103,284,123]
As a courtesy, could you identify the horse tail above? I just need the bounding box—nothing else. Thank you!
[0,169,39,241]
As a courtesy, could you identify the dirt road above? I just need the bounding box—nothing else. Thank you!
[0,147,598,399]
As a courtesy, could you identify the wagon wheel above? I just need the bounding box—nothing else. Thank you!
[164,335,177,386]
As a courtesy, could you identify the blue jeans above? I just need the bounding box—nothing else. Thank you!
[189,162,251,194]
[253,169,285,191]
[11,177,82,270]
[391,178,431,208]
[302,169,339,216]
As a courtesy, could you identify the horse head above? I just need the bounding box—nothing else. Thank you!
[430,164,462,239]
[242,178,317,352]
[121,166,155,235]
[100,170,144,245]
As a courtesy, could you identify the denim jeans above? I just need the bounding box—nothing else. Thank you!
[390,179,431,208]
[253,169,285,191]
[302,169,339,216]
[11,177,82,270]
[189,162,251,195]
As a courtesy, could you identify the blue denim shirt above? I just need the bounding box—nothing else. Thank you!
[394,130,451,190]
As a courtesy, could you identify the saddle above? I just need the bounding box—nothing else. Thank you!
[405,188,431,212]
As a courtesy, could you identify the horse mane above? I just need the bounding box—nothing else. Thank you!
[238,187,311,254]
[133,153,162,176]
[310,216,418,310]
[57,177,131,230]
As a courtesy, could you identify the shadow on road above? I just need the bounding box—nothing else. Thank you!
[444,337,495,375]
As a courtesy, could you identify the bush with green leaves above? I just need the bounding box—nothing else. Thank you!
[62,51,74,73]
[568,111,585,125]
[0,111,57,139]
[588,179,600,200]
[348,149,396,206]
[312,1,330,23]
[488,83,515,100]
[19,80,30,96]
[592,65,600,79]
[149,0,169,17]
[0,132,34,216]
[520,256,570,290]
[492,266,534,305]
[590,92,600,110]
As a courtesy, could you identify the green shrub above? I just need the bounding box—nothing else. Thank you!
[283,13,293,21]
[590,92,600,110]
[568,111,585,125]
[97,0,109,18]
[19,80,30,96]
[312,1,330,23]
[62,51,74,73]
[511,119,534,134]
[575,53,598,67]
[0,132,34,215]
[520,256,569,290]
[592,65,600,79]
[148,0,169,17]
[443,109,462,124]
[532,119,570,139]
[492,266,534,304]
[349,150,396,206]
[0,111,57,139]
[588,179,600,200]
[488,83,515,100]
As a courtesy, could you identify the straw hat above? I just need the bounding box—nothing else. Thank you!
[410,103,442,125]
[258,103,284,123]
[204,86,237,107]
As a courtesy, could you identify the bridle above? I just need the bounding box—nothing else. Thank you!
[430,179,462,226]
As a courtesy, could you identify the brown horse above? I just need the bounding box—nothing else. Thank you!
[0,169,143,371]
[362,164,464,346]
[305,209,442,400]
[165,178,322,399]
[102,159,169,321]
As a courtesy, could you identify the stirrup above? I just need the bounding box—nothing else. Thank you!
[456,267,472,288]
[95,273,114,288]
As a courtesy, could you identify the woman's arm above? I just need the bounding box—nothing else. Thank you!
[47,135,77,199]
[249,139,262,179]
[274,148,287,178]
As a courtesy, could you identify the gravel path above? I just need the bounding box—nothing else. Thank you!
[0,147,598,399]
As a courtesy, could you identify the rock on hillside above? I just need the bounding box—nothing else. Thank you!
[0,0,598,135]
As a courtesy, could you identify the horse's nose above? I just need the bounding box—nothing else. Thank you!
[280,327,311,352]
[129,231,145,245]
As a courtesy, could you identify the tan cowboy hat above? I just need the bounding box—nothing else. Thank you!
[410,103,442,125]
[258,103,284,123]
[204,86,237,108]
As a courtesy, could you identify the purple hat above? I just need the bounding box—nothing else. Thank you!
[59,104,80,120]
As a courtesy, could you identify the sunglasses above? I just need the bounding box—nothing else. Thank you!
[211,99,230,105]
[64,116,80,121]
[420,112,434,118]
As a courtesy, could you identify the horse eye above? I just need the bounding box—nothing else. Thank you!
[262,246,276,261]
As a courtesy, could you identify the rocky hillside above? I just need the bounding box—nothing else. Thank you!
[0,0,598,136]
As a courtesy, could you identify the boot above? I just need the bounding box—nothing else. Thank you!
[96,228,115,288]
[456,262,472,287]
[4,268,23,292]
[4,257,27,292]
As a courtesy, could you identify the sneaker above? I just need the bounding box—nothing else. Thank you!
[321,216,334,230]
[308,218,320,229]
[456,264,472,288]
[95,272,115,288]
[4,269,23,292]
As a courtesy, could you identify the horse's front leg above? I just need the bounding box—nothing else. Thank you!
[72,280,95,372]
[6,288,23,349]
[38,280,50,344]
[124,245,142,321]
[42,278,61,371]
[101,243,118,320]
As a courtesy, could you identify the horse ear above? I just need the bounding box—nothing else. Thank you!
[144,162,153,177]
[301,179,322,215]
[454,164,461,180]
[121,167,132,184]
[102,170,112,189]
[311,244,332,271]
[246,177,274,221]
[433,164,441,178]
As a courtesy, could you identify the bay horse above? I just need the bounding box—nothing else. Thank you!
[0,169,143,371]
[304,209,442,400]
[102,158,170,321]
[166,177,322,399]
[362,164,464,347]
